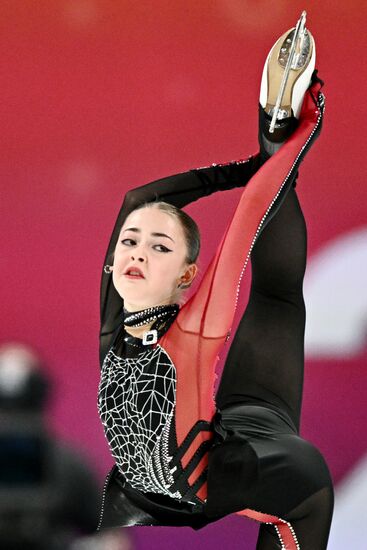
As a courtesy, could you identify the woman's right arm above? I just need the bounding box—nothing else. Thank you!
[100,154,262,365]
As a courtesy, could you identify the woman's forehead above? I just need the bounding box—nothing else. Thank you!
[121,207,182,237]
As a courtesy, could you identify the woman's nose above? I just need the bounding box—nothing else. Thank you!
[130,249,146,262]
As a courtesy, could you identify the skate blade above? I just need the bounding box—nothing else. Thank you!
[266,10,313,132]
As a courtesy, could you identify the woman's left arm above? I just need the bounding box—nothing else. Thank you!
[100,154,262,366]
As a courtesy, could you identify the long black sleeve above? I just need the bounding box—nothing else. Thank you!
[99,154,262,366]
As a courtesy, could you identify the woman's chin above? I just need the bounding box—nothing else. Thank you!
[115,283,145,301]
[119,291,155,309]
[116,282,170,308]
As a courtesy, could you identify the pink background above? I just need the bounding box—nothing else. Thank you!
[1,1,366,548]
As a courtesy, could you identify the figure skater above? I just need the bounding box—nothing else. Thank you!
[97,12,333,549]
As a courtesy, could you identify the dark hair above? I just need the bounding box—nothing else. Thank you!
[131,200,201,265]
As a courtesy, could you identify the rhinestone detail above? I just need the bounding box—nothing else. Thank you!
[124,304,179,328]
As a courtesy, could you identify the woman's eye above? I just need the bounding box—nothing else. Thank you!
[154,244,171,253]
[120,239,171,253]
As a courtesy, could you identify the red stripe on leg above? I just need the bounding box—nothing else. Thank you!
[236,508,300,549]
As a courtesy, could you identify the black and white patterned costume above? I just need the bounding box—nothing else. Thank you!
[98,344,180,498]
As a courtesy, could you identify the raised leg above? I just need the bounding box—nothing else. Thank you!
[215,182,307,431]
[211,16,332,547]
[213,113,334,549]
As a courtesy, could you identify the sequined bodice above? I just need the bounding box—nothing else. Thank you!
[98,342,183,499]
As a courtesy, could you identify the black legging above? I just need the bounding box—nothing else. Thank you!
[214,179,334,548]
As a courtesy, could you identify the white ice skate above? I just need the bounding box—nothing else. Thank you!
[259,10,316,133]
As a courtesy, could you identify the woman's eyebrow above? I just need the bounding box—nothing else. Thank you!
[122,227,175,243]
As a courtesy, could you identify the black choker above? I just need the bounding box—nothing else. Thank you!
[123,303,180,328]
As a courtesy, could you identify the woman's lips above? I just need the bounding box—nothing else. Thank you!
[124,274,145,279]
[124,266,145,278]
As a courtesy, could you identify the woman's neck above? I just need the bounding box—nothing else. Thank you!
[123,302,180,340]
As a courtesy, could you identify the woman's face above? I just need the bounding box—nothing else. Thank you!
[112,206,197,311]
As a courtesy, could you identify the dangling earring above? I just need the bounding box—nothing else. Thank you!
[177,279,191,289]
[104,265,112,274]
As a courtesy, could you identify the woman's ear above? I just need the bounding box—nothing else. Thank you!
[180,263,198,288]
